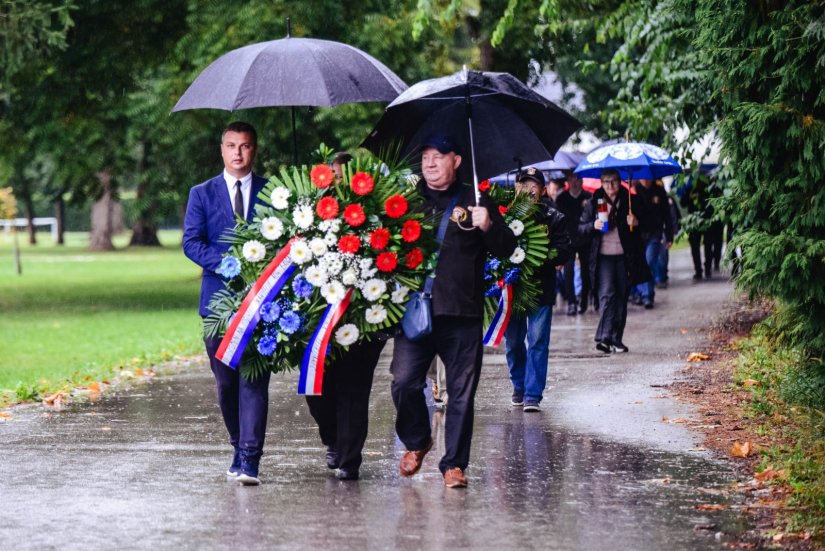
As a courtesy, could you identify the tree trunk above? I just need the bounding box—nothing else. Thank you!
[89,170,116,251]
[54,194,65,245]
[23,188,36,245]
[128,183,160,247]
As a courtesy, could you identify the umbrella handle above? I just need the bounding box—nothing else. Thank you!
[464,70,481,206]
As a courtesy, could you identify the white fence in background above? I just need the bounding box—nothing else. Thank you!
[0,217,59,242]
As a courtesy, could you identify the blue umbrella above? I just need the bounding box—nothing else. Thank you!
[573,142,682,180]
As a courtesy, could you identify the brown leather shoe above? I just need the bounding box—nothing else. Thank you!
[399,437,433,477]
[443,467,467,488]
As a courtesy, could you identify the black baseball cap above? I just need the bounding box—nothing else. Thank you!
[518,166,546,186]
[420,134,460,155]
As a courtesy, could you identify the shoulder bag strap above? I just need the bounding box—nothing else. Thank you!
[423,192,461,296]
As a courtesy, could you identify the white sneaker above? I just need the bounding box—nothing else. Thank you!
[236,473,260,486]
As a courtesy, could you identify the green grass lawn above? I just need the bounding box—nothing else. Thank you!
[0,230,203,401]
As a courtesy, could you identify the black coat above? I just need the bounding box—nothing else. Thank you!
[534,199,571,304]
[555,189,593,248]
[420,180,517,318]
[634,182,674,243]
[579,187,651,289]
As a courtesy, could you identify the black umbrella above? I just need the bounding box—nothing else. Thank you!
[172,23,408,163]
[361,67,581,203]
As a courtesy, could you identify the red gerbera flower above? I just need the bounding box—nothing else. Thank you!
[498,205,509,215]
[315,196,339,220]
[343,204,366,227]
[310,164,335,188]
[401,220,421,243]
[376,251,398,272]
[369,227,391,250]
[405,248,424,269]
[350,172,375,195]
[337,234,361,254]
[479,179,491,192]
[384,194,408,218]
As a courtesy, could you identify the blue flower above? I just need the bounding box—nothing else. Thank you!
[260,301,282,323]
[485,284,502,298]
[291,275,313,299]
[217,256,242,278]
[504,267,521,284]
[485,258,501,272]
[257,335,278,356]
[279,311,302,335]
[278,297,294,312]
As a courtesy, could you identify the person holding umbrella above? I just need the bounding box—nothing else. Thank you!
[390,134,516,488]
[580,168,650,354]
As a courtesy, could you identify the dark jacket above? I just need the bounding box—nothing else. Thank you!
[421,180,517,318]
[535,198,571,304]
[579,187,651,289]
[555,188,592,248]
[634,182,674,243]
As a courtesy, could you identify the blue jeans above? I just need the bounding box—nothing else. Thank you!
[634,236,662,300]
[504,305,552,403]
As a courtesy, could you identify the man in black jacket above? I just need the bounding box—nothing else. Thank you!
[390,134,517,489]
[504,168,571,412]
[555,170,593,315]
[632,179,673,308]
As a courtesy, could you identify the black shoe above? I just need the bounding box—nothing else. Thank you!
[596,341,612,354]
[693,272,702,281]
[326,447,339,470]
[611,342,629,353]
[335,468,359,481]
[643,299,654,310]
[705,269,712,279]
[566,304,578,316]
[578,303,587,314]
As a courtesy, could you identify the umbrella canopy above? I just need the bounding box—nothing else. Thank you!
[172,37,408,112]
[530,150,586,172]
[574,142,682,180]
[361,69,581,188]
[582,177,635,194]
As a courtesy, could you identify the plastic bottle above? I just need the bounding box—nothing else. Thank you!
[597,199,609,232]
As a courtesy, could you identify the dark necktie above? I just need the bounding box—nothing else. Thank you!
[233,180,244,219]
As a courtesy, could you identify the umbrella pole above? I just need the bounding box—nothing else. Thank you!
[463,67,481,205]
[291,106,298,166]
[628,168,634,232]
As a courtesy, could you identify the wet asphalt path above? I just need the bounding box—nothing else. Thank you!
[0,250,751,550]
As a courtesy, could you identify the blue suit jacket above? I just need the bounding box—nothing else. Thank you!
[183,173,268,317]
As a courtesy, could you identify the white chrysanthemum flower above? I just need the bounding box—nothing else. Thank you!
[391,285,411,304]
[341,269,358,286]
[318,220,332,232]
[270,187,291,210]
[321,280,346,304]
[292,205,314,230]
[260,217,284,241]
[334,323,359,346]
[324,253,343,276]
[309,237,328,257]
[289,239,313,265]
[323,232,338,247]
[328,219,342,233]
[365,304,388,325]
[242,240,266,263]
[361,278,387,302]
[304,265,328,287]
[509,247,526,264]
[508,219,525,237]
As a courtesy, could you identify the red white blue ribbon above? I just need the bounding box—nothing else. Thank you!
[298,288,354,395]
[483,283,513,347]
[216,241,297,369]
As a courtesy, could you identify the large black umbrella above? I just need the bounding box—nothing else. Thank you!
[361,68,581,202]
[172,26,408,162]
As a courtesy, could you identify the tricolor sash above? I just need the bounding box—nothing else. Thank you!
[483,283,513,347]
[216,241,297,368]
[298,288,354,395]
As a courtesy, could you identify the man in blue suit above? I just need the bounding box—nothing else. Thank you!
[183,121,270,486]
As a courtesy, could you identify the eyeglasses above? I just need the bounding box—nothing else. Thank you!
[602,180,620,186]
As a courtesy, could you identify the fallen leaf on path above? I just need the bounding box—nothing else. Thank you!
[671,417,688,424]
[662,416,670,422]
[687,352,711,362]
[741,378,760,387]
[754,467,784,483]
[696,503,728,511]
[0,412,11,420]
[133,368,146,377]
[652,394,670,399]
[680,328,689,334]
[730,441,752,458]
[772,533,784,542]
[649,477,672,484]
[43,391,64,407]
[120,370,135,378]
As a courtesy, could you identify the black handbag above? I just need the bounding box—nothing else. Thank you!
[400,192,460,341]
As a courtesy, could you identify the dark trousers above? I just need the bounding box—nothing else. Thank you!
[595,254,629,345]
[391,316,483,474]
[704,221,724,272]
[204,337,271,461]
[564,245,591,308]
[305,338,386,472]
[689,231,703,276]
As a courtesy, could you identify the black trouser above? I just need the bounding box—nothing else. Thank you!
[564,244,591,308]
[305,338,386,472]
[204,337,271,462]
[391,316,483,474]
[595,254,629,345]
[688,231,703,276]
[704,221,724,272]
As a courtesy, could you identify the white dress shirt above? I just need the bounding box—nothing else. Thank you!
[223,170,253,219]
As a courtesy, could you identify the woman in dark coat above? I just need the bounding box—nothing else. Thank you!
[579,169,651,353]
